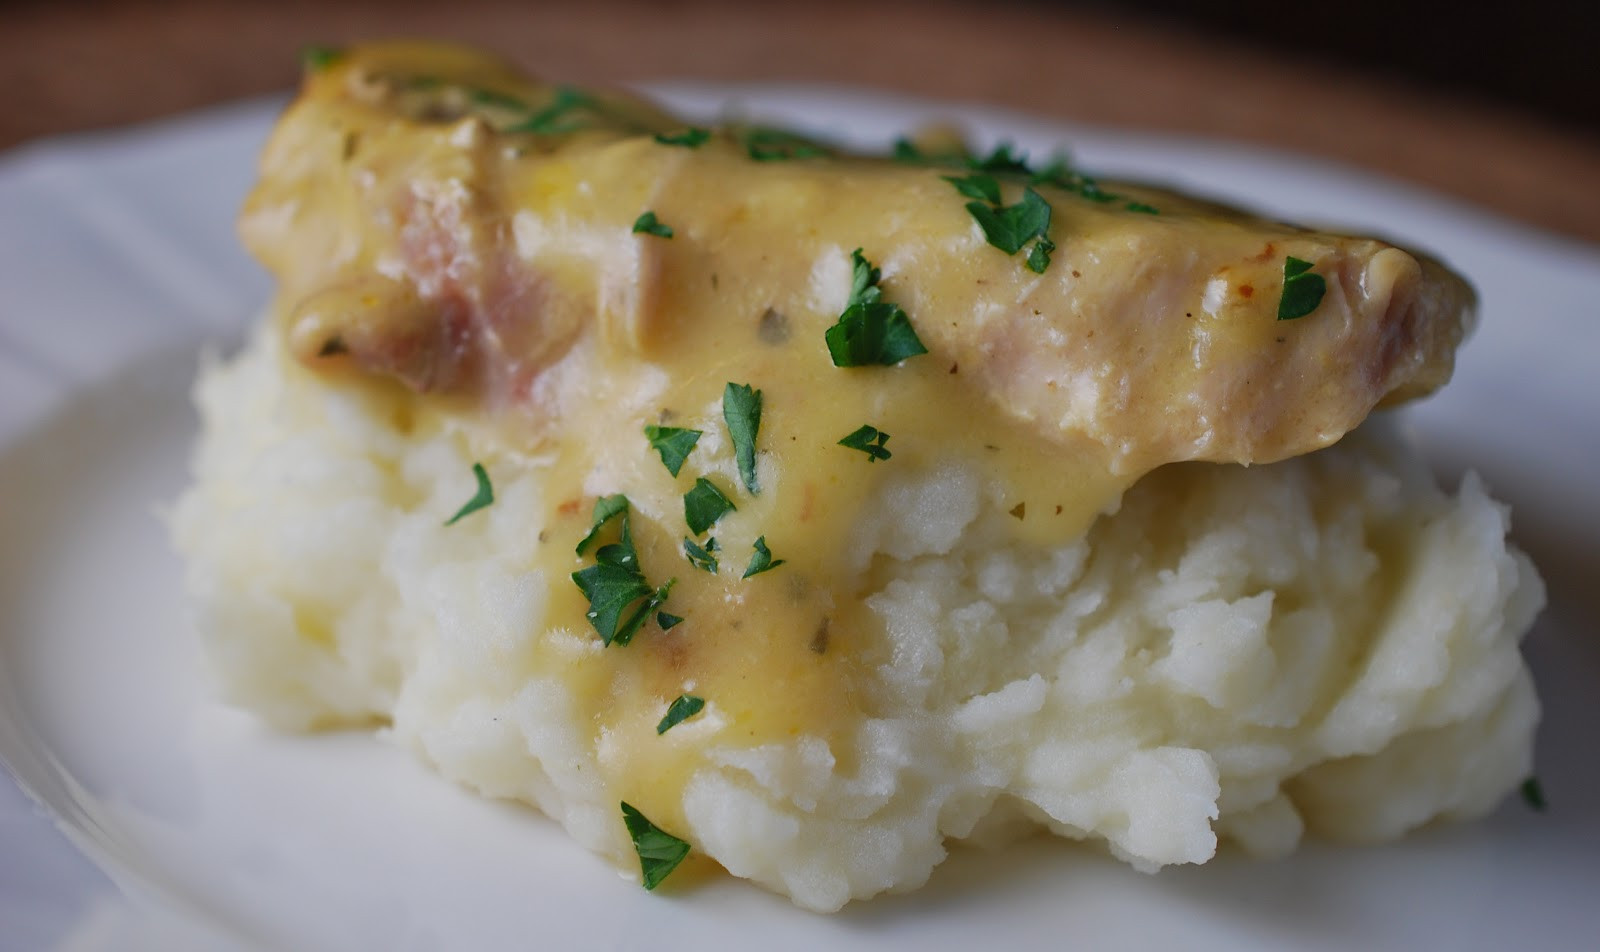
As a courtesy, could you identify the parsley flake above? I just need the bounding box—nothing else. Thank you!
[300,45,345,72]
[682,536,720,573]
[838,424,892,462]
[657,611,684,630]
[847,247,883,308]
[444,463,494,526]
[468,87,529,112]
[744,127,829,161]
[1521,776,1548,812]
[632,211,674,238]
[942,173,1002,204]
[655,127,711,148]
[723,383,763,495]
[968,143,1033,175]
[1072,175,1119,203]
[891,137,970,166]
[964,187,1052,254]
[620,801,691,890]
[656,694,706,734]
[684,478,736,536]
[742,536,786,578]
[644,424,702,477]
[1277,256,1327,321]
[891,138,924,163]
[947,174,1057,274]
[1026,235,1056,274]
[825,249,928,367]
[503,86,597,135]
[1031,158,1159,213]
[575,494,629,556]
[571,508,676,647]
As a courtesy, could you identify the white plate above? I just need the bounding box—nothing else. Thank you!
[2,86,1598,952]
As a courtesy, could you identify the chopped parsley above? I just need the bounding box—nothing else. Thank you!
[744,127,830,161]
[657,611,684,630]
[969,143,1033,175]
[1029,155,1161,215]
[825,249,928,367]
[846,247,882,308]
[838,424,892,462]
[570,507,675,647]
[1277,256,1327,321]
[1069,175,1118,204]
[632,211,674,238]
[1521,776,1548,812]
[943,173,1002,204]
[655,127,711,148]
[620,801,691,890]
[468,87,530,112]
[443,463,494,526]
[644,424,702,477]
[722,383,763,495]
[503,86,598,135]
[300,45,345,71]
[683,478,736,536]
[742,536,786,578]
[656,694,706,734]
[575,493,629,556]
[955,182,1056,274]
[682,536,720,573]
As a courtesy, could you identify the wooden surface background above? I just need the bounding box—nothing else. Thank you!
[4,0,1598,243]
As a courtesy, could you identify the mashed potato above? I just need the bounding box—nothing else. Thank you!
[172,328,1541,911]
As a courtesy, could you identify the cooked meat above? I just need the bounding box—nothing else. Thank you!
[242,41,1474,476]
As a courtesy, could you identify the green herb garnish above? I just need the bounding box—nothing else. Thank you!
[960,186,1056,274]
[684,478,736,536]
[575,493,630,556]
[722,383,763,495]
[825,249,928,367]
[657,611,684,630]
[444,463,494,526]
[503,86,598,135]
[656,694,706,734]
[620,801,691,890]
[846,246,883,308]
[744,127,829,161]
[1072,176,1118,203]
[838,424,892,462]
[968,143,1033,175]
[891,138,925,163]
[632,211,674,238]
[571,509,675,647]
[683,536,720,573]
[891,137,971,166]
[1277,256,1326,321]
[300,45,345,71]
[1521,776,1548,812]
[644,424,702,477]
[942,173,1002,204]
[655,127,711,148]
[1031,157,1159,214]
[468,87,530,112]
[742,536,786,578]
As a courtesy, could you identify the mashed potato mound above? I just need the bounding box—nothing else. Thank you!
[172,330,1542,912]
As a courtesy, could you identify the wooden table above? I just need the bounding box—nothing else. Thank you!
[5,0,1598,243]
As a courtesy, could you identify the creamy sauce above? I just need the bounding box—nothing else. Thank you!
[240,42,1474,832]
